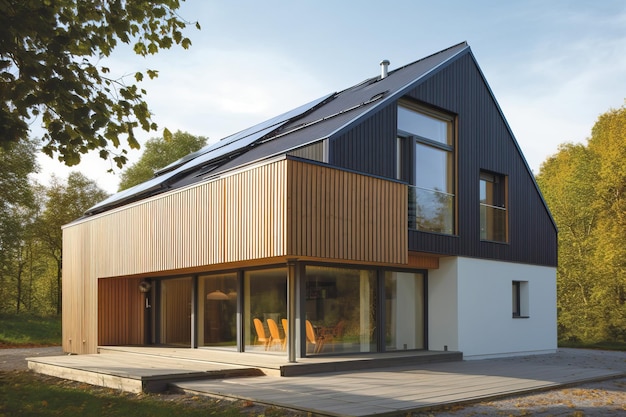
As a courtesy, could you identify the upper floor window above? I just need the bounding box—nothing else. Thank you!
[480,171,507,242]
[398,101,455,234]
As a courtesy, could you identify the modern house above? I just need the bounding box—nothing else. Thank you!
[62,42,557,362]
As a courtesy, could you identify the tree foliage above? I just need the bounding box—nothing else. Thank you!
[537,105,626,343]
[0,148,107,315]
[0,138,39,313]
[118,130,207,191]
[38,172,109,314]
[0,0,198,168]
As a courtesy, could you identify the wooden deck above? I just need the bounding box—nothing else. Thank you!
[26,347,624,416]
[173,359,623,416]
[26,346,461,393]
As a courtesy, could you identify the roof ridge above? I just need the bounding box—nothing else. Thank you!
[387,41,468,77]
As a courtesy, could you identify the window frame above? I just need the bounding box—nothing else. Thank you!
[480,170,508,243]
[398,100,457,235]
[512,280,529,318]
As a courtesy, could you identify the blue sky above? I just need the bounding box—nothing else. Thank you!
[35,0,626,193]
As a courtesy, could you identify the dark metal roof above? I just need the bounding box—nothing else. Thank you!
[87,42,469,215]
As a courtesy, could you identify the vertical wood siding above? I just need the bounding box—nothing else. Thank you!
[287,159,407,264]
[98,277,144,345]
[63,158,408,353]
[288,140,326,162]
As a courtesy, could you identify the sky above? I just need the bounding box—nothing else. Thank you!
[32,0,626,194]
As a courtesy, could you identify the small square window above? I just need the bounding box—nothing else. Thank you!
[512,280,529,318]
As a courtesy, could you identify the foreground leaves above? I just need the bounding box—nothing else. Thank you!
[0,0,198,168]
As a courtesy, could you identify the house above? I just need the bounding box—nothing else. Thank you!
[62,42,557,361]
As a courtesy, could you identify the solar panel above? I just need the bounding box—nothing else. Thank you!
[175,124,277,173]
[87,168,179,213]
[87,93,334,214]
[156,92,334,175]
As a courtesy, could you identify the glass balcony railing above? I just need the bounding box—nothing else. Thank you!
[408,186,454,234]
[480,203,507,242]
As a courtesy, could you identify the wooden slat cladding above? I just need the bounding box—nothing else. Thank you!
[288,140,326,162]
[287,159,407,264]
[224,161,287,262]
[98,278,144,346]
[63,158,407,353]
[63,160,288,353]
[407,251,440,269]
[69,160,288,280]
[62,226,90,353]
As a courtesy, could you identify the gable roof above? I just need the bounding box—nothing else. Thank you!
[88,42,470,215]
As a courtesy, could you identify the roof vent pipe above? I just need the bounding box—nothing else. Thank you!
[380,59,390,79]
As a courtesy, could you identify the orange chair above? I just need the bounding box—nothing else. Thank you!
[281,318,289,350]
[253,318,270,350]
[305,320,324,354]
[266,318,284,350]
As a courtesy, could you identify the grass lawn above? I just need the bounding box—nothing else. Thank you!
[0,314,61,347]
[0,371,299,417]
[0,371,259,417]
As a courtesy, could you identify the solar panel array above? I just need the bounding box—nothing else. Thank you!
[87,93,333,214]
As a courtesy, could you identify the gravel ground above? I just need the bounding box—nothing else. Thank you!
[0,346,62,372]
[2,347,625,416]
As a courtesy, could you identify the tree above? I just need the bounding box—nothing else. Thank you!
[536,143,599,341]
[537,105,626,343]
[118,130,207,190]
[586,107,626,341]
[0,0,199,168]
[0,138,38,313]
[38,172,108,314]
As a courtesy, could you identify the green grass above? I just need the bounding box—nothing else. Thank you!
[558,340,626,351]
[0,314,61,347]
[0,371,254,417]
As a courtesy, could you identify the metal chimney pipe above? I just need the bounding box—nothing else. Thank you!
[380,60,390,79]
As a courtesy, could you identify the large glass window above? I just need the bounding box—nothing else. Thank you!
[399,101,455,234]
[480,171,507,242]
[244,268,287,353]
[197,273,238,349]
[305,266,377,355]
[385,271,425,350]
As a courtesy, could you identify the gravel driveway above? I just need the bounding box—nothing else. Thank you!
[2,347,625,416]
[0,346,62,372]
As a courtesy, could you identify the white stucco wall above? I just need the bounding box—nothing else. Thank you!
[429,257,557,359]
[428,257,459,352]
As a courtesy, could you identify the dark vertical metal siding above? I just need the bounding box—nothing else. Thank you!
[330,53,557,267]
[330,105,397,178]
